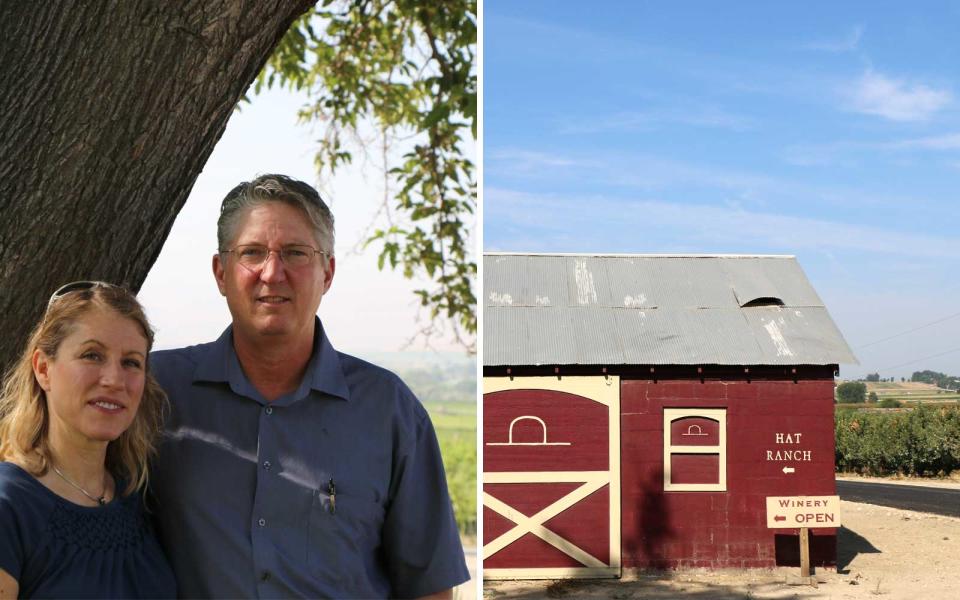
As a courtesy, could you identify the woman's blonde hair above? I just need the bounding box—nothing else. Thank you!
[0,283,167,496]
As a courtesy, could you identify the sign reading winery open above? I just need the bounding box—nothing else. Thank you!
[766,496,842,528]
[483,253,856,578]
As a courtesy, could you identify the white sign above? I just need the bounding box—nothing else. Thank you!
[765,496,841,529]
[766,431,812,463]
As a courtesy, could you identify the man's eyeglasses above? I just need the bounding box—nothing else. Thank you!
[47,281,119,309]
[220,245,329,269]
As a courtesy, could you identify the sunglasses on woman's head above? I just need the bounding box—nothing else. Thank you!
[47,281,120,309]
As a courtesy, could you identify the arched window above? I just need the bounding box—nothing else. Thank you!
[663,409,727,492]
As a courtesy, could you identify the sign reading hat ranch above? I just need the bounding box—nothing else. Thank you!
[766,432,812,474]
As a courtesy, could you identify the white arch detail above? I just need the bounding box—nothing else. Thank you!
[486,415,571,446]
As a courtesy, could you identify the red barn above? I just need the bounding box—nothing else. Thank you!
[482,253,857,579]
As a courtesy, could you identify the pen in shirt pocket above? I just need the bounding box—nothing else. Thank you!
[328,478,336,515]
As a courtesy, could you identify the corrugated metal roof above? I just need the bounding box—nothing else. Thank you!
[483,253,858,367]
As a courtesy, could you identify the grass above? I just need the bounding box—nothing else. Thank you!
[431,411,476,432]
[863,381,960,403]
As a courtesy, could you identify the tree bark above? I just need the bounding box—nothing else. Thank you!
[0,0,314,375]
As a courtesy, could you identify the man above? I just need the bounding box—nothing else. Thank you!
[149,174,469,599]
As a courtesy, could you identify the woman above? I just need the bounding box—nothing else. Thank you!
[0,281,176,598]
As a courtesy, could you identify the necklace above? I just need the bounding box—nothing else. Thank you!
[51,464,107,506]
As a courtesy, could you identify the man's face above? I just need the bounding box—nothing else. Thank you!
[213,201,334,342]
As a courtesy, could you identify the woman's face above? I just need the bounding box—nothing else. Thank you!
[33,306,148,448]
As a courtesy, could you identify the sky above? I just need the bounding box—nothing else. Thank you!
[483,1,960,380]
[138,86,473,357]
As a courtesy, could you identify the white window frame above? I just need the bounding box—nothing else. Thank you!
[663,408,727,492]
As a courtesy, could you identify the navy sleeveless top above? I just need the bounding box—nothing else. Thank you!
[0,462,176,598]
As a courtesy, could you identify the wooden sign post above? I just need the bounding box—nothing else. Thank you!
[765,496,841,584]
[799,527,810,577]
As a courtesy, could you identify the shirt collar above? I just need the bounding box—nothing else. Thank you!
[192,318,351,404]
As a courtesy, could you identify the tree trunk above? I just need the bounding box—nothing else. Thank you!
[0,0,314,375]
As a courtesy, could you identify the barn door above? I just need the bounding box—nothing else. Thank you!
[482,376,620,579]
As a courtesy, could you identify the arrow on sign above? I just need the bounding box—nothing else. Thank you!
[783,466,795,474]
[774,515,786,522]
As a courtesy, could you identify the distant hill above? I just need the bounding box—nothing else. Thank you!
[866,381,946,392]
[862,381,959,403]
[350,351,476,405]
[353,350,473,374]
[911,369,960,391]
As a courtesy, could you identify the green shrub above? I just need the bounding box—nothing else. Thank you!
[878,398,901,408]
[836,405,960,476]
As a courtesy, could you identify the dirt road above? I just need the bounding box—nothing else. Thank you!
[484,492,960,599]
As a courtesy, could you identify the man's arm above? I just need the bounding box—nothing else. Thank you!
[417,588,453,600]
[0,569,18,600]
[382,387,470,598]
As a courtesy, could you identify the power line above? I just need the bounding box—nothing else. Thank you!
[876,346,960,373]
[857,311,960,349]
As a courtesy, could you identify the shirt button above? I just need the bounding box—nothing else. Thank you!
[258,518,266,527]
[260,571,271,582]
[265,406,273,415]
[263,460,272,470]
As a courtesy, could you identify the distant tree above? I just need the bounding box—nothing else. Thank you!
[868,391,878,403]
[866,373,880,382]
[837,382,867,404]
[912,370,946,385]
[901,377,906,383]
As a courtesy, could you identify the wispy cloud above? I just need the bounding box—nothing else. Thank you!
[488,147,779,192]
[781,142,857,167]
[845,70,952,121]
[559,105,755,134]
[486,149,598,173]
[486,147,928,212]
[485,188,960,260]
[804,25,865,52]
[885,132,960,150]
[783,131,960,166]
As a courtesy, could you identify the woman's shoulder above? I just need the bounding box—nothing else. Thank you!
[0,461,41,496]
[0,461,53,514]
[0,462,54,558]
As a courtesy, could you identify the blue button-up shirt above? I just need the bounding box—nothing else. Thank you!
[149,320,469,598]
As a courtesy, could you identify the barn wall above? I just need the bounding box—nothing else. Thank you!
[620,378,837,569]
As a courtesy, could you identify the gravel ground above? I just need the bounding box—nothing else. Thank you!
[483,486,960,599]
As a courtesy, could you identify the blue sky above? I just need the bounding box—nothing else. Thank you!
[483,1,960,379]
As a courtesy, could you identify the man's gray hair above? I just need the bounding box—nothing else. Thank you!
[217,174,335,255]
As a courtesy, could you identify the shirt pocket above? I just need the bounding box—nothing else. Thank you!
[307,487,386,583]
